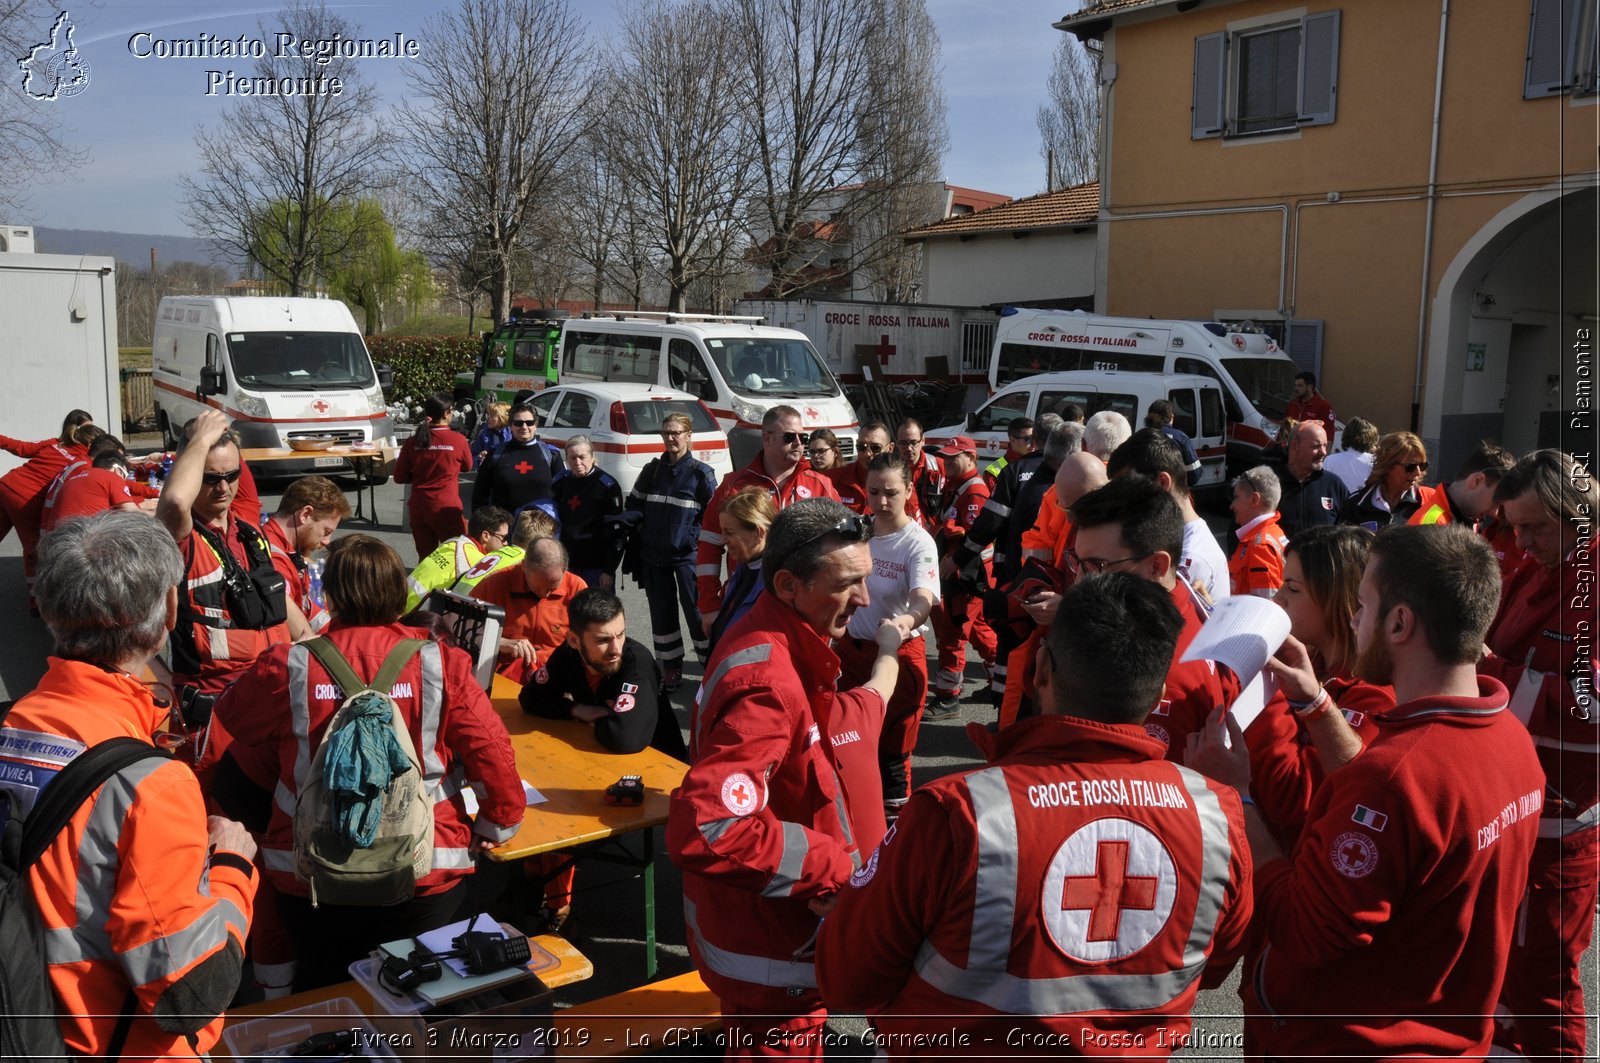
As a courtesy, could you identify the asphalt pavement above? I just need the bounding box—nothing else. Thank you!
[0,469,1592,1058]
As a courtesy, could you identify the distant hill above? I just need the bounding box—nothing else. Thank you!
[33,227,233,273]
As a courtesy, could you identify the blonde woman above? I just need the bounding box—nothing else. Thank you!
[471,400,513,464]
[1342,431,1428,528]
[706,486,776,649]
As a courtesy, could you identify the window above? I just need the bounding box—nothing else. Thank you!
[512,339,543,372]
[1193,10,1340,139]
[1168,388,1199,437]
[995,343,1164,385]
[530,391,559,424]
[551,392,597,429]
[1201,388,1226,439]
[667,339,717,402]
[561,328,660,382]
[1525,0,1599,98]
[969,390,1029,433]
[623,398,719,435]
[1038,390,1095,420]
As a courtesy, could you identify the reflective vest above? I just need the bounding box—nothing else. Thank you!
[172,517,291,691]
[452,544,524,597]
[1409,483,1457,526]
[405,534,484,611]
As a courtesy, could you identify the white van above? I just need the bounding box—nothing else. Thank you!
[152,296,395,473]
[928,370,1230,490]
[989,308,1299,466]
[557,312,859,468]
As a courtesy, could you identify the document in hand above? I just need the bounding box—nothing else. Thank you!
[1179,594,1291,733]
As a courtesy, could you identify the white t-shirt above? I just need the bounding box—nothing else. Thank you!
[1324,449,1375,493]
[847,520,941,640]
[1179,518,1231,604]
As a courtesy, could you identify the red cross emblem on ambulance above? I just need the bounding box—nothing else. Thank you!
[312,399,330,414]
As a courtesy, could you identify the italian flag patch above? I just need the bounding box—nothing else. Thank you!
[1351,805,1388,831]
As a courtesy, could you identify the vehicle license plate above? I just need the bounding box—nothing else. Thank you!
[313,456,343,468]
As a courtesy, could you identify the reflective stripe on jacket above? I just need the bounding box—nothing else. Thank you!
[171,516,291,692]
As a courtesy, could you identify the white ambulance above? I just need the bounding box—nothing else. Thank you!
[558,312,859,468]
[152,296,395,472]
[989,308,1300,466]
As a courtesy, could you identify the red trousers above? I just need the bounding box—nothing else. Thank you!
[719,1003,828,1060]
[999,629,1042,730]
[1497,839,1600,1059]
[408,502,466,560]
[835,633,928,807]
[930,591,997,697]
[0,485,47,598]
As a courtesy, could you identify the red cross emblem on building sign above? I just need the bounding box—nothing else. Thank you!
[876,334,895,367]
[312,400,330,414]
[514,460,534,475]
[1042,817,1177,962]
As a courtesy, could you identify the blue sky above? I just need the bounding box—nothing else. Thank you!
[17,0,1073,235]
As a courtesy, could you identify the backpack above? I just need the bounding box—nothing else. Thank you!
[293,638,434,908]
[0,702,167,1059]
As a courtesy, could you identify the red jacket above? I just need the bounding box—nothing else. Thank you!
[212,623,523,898]
[1293,674,1391,796]
[1246,677,1543,1058]
[394,426,473,509]
[42,466,153,530]
[828,462,871,514]
[937,467,989,557]
[666,593,860,1010]
[1480,551,1600,881]
[0,439,86,507]
[695,455,839,615]
[262,516,329,633]
[818,686,889,857]
[817,714,1252,1057]
[0,659,256,1058]
[907,449,943,533]
[1284,393,1336,437]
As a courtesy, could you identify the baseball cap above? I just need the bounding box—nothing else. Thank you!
[934,436,978,457]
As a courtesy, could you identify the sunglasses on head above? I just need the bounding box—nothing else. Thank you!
[201,468,242,486]
[770,513,874,576]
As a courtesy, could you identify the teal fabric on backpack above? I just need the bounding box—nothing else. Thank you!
[324,692,414,848]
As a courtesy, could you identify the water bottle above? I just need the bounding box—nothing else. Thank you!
[306,557,326,610]
[161,454,174,480]
[147,464,160,490]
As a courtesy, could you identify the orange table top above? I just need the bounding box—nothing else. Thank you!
[240,444,398,463]
[486,674,686,861]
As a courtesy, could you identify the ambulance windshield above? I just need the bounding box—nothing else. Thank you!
[707,337,839,398]
[227,331,376,391]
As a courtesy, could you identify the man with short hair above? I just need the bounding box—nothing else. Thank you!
[1109,428,1232,603]
[1324,416,1379,493]
[42,445,159,530]
[817,573,1252,1051]
[1272,420,1350,537]
[552,434,624,590]
[928,436,998,717]
[894,417,944,531]
[1227,465,1288,598]
[0,512,258,1057]
[1082,410,1132,461]
[1478,450,1600,1060]
[625,412,718,693]
[982,417,1035,488]
[405,505,512,611]
[471,537,588,683]
[1408,440,1515,528]
[519,588,670,757]
[829,420,890,513]
[695,404,838,625]
[157,409,290,702]
[668,498,902,1057]
[1190,523,1544,1059]
[1285,370,1337,437]
[1146,399,1202,488]
[264,475,351,637]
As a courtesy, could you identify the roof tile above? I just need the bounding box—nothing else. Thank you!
[902,182,1099,238]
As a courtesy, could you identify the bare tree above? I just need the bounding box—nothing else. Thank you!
[850,0,948,301]
[400,0,593,325]
[1037,35,1102,190]
[180,1,392,295]
[609,0,755,311]
[566,94,624,310]
[1,1,93,214]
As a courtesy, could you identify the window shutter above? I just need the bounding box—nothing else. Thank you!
[1285,319,1324,381]
[1525,0,1577,98]
[1192,32,1227,139]
[1299,10,1341,126]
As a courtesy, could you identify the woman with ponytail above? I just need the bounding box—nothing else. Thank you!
[0,414,103,607]
[394,392,473,558]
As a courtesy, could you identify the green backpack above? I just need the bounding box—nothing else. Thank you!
[293,638,433,908]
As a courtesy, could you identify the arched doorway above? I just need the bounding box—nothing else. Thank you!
[1424,181,1597,473]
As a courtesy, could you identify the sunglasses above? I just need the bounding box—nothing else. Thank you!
[511,419,537,428]
[201,468,242,486]
[779,431,809,445]
[858,442,886,455]
[1401,462,1429,474]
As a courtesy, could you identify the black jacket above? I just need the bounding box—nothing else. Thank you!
[519,636,663,755]
[472,438,561,515]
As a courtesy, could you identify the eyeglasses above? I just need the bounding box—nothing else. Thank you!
[897,438,923,448]
[1401,462,1429,474]
[858,442,885,455]
[808,447,834,459]
[510,419,537,428]
[661,429,688,438]
[779,431,809,445]
[1067,550,1154,574]
[201,468,242,485]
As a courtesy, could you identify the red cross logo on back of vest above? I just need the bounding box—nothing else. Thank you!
[1061,840,1159,942]
[514,460,534,475]
[312,400,329,414]
[1042,816,1178,963]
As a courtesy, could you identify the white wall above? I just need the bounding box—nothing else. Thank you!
[922,229,1096,306]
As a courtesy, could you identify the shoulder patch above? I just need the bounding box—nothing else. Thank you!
[849,846,880,888]
[1350,805,1388,831]
[1331,830,1379,878]
[720,772,760,816]
[613,693,636,713]
[533,665,550,685]
[621,682,639,694]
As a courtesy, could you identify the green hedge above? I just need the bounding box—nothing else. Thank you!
[366,335,479,409]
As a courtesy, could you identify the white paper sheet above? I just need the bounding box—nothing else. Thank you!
[461,779,545,816]
[1179,593,1292,680]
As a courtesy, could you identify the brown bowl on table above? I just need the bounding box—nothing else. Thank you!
[287,436,337,452]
